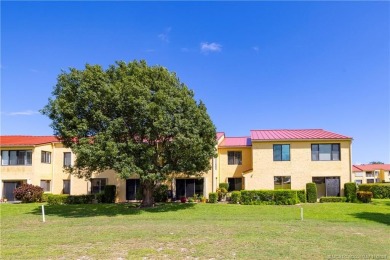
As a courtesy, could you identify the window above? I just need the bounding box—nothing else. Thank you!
[366,172,374,177]
[228,151,242,165]
[311,144,340,161]
[40,180,51,192]
[367,179,375,184]
[274,176,291,190]
[355,180,362,185]
[1,150,32,165]
[273,144,290,161]
[41,151,51,164]
[228,178,242,191]
[63,152,71,167]
[91,178,106,194]
[63,180,70,194]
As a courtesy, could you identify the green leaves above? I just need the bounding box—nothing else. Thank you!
[42,60,217,187]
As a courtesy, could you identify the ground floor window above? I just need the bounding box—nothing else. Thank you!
[355,180,362,185]
[175,179,204,198]
[63,180,70,194]
[91,178,106,194]
[366,179,374,183]
[40,180,51,192]
[126,179,140,200]
[3,181,23,201]
[228,178,242,191]
[274,176,291,190]
[312,176,340,197]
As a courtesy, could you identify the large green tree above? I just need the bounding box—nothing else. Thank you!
[42,60,217,207]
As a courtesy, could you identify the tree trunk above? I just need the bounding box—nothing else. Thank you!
[140,181,154,208]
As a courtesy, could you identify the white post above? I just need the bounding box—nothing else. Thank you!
[300,207,303,221]
[41,205,46,223]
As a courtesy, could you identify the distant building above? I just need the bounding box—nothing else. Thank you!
[352,164,390,184]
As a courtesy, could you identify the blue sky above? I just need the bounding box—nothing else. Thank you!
[1,2,389,164]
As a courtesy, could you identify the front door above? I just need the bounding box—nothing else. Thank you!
[175,179,204,199]
[325,177,340,197]
[4,181,22,201]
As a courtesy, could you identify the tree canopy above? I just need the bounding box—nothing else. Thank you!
[42,60,217,207]
[369,161,384,164]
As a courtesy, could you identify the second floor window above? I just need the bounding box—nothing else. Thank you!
[228,151,242,165]
[41,151,51,164]
[311,144,340,161]
[1,150,32,165]
[273,144,290,161]
[63,152,71,167]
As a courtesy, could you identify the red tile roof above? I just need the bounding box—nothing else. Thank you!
[219,137,252,147]
[216,132,225,140]
[250,129,351,141]
[0,136,60,146]
[352,164,390,172]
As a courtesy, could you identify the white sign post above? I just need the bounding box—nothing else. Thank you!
[41,205,46,223]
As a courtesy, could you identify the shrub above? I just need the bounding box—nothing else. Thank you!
[104,185,116,203]
[47,194,68,205]
[95,192,105,203]
[320,197,347,203]
[297,190,306,203]
[13,184,43,203]
[216,187,228,201]
[274,190,299,205]
[187,197,195,203]
[180,197,187,203]
[306,183,317,203]
[153,184,168,202]
[357,191,373,203]
[231,191,241,204]
[41,193,52,202]
[66,194,95,204]
[219,183,229,191]
[208,192,218,203]
[358,184,390,199]
[344,182,357,202]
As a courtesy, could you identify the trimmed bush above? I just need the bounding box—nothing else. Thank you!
[231,191,241,204]
[208,192,218,203]
[41,193,52,202]
[344,182,357,202]
[274,190,299,205]
[104,185,116,203]
[66,195,95,204]
[357,191,373,203]
[306,183,317,203]
[13,184,43,203]
[320,197,347,203]
[216,187,228,201]
[219,183,229,191]
[47,194,68,205]
[95,192,105,203]
[358,184,390,199]
[297,190,306,203]
[153,184,168,203]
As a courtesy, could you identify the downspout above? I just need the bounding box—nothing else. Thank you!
[51,142,55,193]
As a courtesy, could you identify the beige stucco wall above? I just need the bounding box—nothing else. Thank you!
[217,147,252,188]
[245,140,352,196]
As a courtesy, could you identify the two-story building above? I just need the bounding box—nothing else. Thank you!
[1,129,353,201]
[352,164,390,184]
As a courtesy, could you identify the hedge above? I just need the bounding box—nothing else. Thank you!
[344,182,357,202]
[230,191,241,204]
[208,192,218,203]
[357,191,373,203]
[358,184,390,199]
[66,195,95,204]
[47,194,69,205]
[297,190,306,203]
[240,190,299,205]
[306,183,317,203]
[103,185,116,203]
[320,197,347,203]
[154,184,169,202]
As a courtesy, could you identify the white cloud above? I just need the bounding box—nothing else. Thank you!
[200,42,222,53]
[158,27,172,43]
[5,110,39,116]
[253,46,259,53]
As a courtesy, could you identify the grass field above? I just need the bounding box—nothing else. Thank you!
[1,200,389,259]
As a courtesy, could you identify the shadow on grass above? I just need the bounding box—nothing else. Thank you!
[350,212,390,226]
[30,202,196,218]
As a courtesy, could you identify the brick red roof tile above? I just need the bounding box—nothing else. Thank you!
[250,129,351,141]
[0,136,60,146]
[352,164,390,171]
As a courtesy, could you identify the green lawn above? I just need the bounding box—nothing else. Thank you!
[1,200,389,259]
